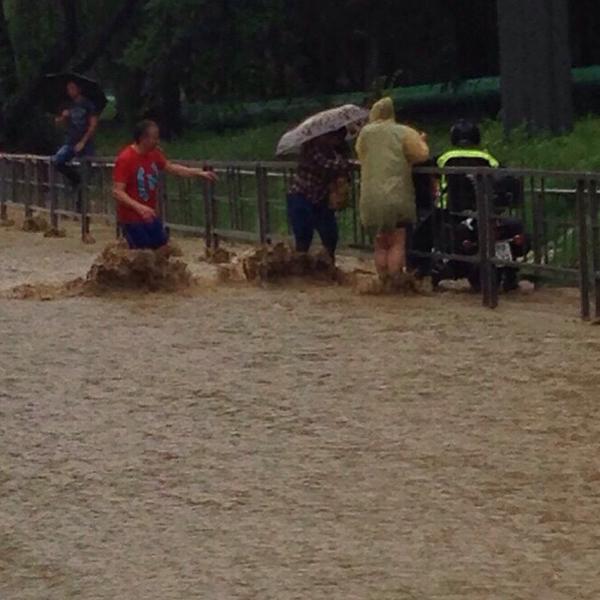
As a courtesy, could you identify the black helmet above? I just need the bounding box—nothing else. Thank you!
[450,119,481,147]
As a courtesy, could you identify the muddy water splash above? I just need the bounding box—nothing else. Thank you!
[217,242,344,283]
[4,242,194,300]
[86,243,191,292]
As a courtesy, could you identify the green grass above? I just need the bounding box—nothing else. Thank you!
[96,122,287,162]
[159,66,600,134]
[482,116,600,172]
[97,116,600,171]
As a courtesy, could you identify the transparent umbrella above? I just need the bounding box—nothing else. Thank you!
[276,104,369,156]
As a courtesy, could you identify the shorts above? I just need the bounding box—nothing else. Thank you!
[121,218,169,250]
[366,221,412,239]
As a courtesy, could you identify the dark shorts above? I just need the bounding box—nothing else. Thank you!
[286,193,338,255]
[122,218,169,250]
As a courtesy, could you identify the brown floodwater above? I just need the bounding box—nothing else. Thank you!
[1,213,600,599]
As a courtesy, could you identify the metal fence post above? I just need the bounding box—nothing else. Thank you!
[80,160,91,240]
[158,172,167,222]
[158,172,169,240]
[33,159,40,208]
[210,168,218,245]
[256,164,269,244]
[485,173,499,309]
[24,159,33,220]
[49,161,59,231]
[236,168,244,230]
[10,161,17,205]
[576,178,591,320]
[531,176,544,289]
[589,179,600,320]
[203,172,214,251]
[476,173,492,308]
[225,167,236,230]
[0,157,6,222]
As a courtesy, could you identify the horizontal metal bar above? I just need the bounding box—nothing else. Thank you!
[3,153,600,180]
[492,258,579,275]
[163,222,207,234]
[7,202,114,222]
[213,228,260,243]
[408,250,481,264]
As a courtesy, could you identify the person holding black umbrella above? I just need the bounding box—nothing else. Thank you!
[52,79,99,188]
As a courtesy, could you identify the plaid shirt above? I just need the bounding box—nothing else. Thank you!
[289,144,350,205]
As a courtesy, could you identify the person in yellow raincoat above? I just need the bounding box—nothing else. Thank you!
[356,97,429,284]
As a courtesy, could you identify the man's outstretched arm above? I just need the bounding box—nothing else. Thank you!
[164,162,218,182]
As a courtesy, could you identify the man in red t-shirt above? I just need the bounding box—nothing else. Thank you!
[113,119,216,249]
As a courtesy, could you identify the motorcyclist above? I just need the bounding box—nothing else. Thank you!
[436,119,500,212]
[410,120,527,291]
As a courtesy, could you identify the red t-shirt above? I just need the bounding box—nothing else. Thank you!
[113,145,167,223]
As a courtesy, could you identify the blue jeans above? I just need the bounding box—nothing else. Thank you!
[51,142,95,187]
[122,218,169,250]
[287,193,338,258]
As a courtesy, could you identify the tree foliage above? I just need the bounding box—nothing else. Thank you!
[0,0,598,149]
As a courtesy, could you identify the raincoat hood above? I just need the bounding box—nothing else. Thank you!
[369,97,395,123]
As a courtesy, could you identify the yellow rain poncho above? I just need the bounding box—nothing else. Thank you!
[356,97,429,235]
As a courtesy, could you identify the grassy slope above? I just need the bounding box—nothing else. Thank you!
[96,122,287,162]
[482,117,600,172]
[97,116,600,171]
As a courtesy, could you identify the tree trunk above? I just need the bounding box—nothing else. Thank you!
[497,0,573,135]
[364,33,380,90]
[454,1,498,79]
[61,0,78,57]
[363,7,381,91]
[156,68,183,139]
[72,0,140,73]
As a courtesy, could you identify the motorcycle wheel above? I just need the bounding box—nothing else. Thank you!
[431,271,443,290]
[502,268,520,292]
[467,271,481,293]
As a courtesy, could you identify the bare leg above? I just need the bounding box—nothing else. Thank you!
[374,232,390,279]
[387,227,407,277]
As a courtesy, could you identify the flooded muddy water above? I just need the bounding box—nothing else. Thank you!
[1,213,599,599]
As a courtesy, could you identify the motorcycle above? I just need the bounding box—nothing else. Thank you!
[410,172,529,292]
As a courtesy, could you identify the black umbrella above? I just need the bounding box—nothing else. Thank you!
[41,72,108,115]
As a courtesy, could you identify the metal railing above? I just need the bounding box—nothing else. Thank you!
[1,153,599,319]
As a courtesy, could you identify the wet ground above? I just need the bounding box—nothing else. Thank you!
[1,210,600,599]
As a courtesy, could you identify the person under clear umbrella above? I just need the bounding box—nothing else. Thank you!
[278,104,367,264]
[286,128,350,263]
[356,97,429,287]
